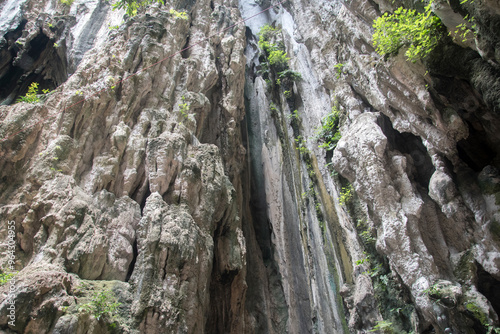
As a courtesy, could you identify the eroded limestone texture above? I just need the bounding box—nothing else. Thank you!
[1,0,500,333]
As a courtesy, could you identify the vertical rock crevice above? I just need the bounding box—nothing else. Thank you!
[2,0,500,333]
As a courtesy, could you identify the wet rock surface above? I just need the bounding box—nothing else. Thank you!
[0,0,500,333]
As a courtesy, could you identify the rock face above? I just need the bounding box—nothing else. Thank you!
[0,0,499,333]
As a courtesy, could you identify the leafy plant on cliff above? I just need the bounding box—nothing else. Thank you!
[0,272,16,286]
[372,2,443,62]
[258,24,280,54]
[257,25,301,85]
[334,63,344,79]
[268,50,289,71]
[17,82,50,104]
[179,96,190,119]
[357,220,376,245]
[295,135,310,155]
[452,0,477,43]
[59,0,75,6]
[112,0,165,17]
[170,9,188,20]
[338,184,353,206]
[79,290,121,321]
[278,69,302,82]
[316,104,341,151]
[369,320,395,333]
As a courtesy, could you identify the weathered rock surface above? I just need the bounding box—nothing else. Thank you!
[0,0,500,333]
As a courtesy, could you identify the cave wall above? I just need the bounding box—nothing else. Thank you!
[0,0,499,333]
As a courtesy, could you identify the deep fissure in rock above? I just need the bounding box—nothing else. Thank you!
[377,113,435,189]
[457,120,496,172]
[0,26,68,104]
[125,238,138,282]
[477,263,500,318]
[206,222,237,333]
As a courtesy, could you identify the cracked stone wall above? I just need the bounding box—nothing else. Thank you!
[0,0,500,333]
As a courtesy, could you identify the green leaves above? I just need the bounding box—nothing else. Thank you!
[257,25,301,86]
[0,272,16,286]
[316,105,341,151]
[79,290,121,321]
[112,2,188,19]
[16,82,50,104]
[369,320,395,333]
[257,25,280,53]
[372,2,443,62]
[59,0,74,6]
[338,184,353,206]
[268,50,289,71]
[333,63,344,79]
[112,0,165,17]
[169,9,188,20]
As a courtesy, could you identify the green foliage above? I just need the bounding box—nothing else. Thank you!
[284,90,292,99]
[17,82,47,104]
[423,283,441,298]
[258,25,280,53]
[79,290,121,321]
[372,2,443,62]
[257,25,287,70]
[453,13,477,43]
[357,220,376,245]
[277,69,302,82]
[269,103,278,116]
[257,62,270,77]
[295,135,310,155]
[466,301,500,334]
[356,256,369,266]
[257,25,301,85]
[334,63,344,79]
[338,184,353,206]
[286,109,299,121]
[180,96,189,119]
[0,272,16,286]
[317,104,341,151]
[50,145,63,173]
[360,230,375,245]
[466,302,488,325]
[369,320,395,333]
[356,221,416,333]
[60,0,75,6]
[365,263,384,278]
[268,50,289,71]
[423,281,459,307]
[112,0,165,17]
[170,9,188,20]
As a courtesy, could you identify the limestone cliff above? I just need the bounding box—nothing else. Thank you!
[0,0,499,333]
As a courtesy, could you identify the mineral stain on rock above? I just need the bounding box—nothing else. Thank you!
[1,0,500,333]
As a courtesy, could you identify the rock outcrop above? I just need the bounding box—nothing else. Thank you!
[0,0,499,333]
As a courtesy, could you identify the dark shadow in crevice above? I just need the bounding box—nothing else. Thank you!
[181,34,191,59]
[137,186,151,215]
[476,263,500,318]
[205,221,238,333]
[377,114,435,190]
[125,238,138,282]
[457,120,496,172]
[0,27,68,105]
